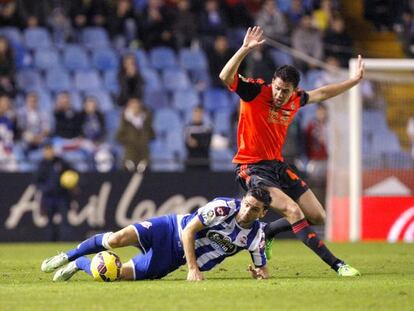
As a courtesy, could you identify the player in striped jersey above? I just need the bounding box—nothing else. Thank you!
[41,187,271,282]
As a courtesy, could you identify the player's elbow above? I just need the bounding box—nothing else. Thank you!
[219,72,232,87]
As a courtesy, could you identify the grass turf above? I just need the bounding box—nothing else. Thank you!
[0,241,413,311]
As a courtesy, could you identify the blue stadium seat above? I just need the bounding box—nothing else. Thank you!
[162,68,191,91]
[363,109,388,132]
[153,108,182,135]
[92,49,119,71]
[135,49,149,69]
[178,48,208,72]
[34,48,61,70]
[23,27,52,49]
[371,132,401,154]
[16,69,43,91]
[103,70,120,94]
[149,47,178,70]
[384,151,413,169]
[63,44,90,71]
[0,27,22,45]
[144,89,168,110]
[35,88,53,112]
[141,68,162,92]
[269,49,293,66]
[150,139,183,172]
[45,68,72,92]
[84,90,114,112]
[166,131,186,160]
[69,91,83,111]
[172,89,199,113]
[210,148,234,171]
[74,70,102,91]
[213,110,231,136]
[104,108,121,141]
[202,88,231,113]
[82,27,110,49]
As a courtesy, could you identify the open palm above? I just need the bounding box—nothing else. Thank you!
[243,26,266,50]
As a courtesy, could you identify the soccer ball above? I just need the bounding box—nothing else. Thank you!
[90,251,122,282]
[60,170,79,189]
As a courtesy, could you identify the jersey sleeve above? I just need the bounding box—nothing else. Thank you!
[298,90,309,107]
[229,73,262,102]
[249,230,267,267]
[197,199,233,227]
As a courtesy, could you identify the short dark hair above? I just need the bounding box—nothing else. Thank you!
[245,187,272,210]
[273,65,301,88]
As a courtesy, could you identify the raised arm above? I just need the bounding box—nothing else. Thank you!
[307,55,365,103]
[219,26,266,87]
[182,216,206,281]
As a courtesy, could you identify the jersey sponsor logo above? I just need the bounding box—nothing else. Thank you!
[207,231,237,255]
[140,221,152,229]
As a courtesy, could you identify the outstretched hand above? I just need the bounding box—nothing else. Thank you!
[352,55,365,82]
[242,26,266,50]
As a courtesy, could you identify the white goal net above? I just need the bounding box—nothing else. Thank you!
[326,59,414,242]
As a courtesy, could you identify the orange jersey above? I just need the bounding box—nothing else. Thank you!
[230,74,308,164]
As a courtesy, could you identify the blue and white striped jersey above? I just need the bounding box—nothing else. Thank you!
[179,197,266,271]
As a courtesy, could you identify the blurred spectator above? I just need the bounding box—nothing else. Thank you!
[18,0,52,27]
[363,0,394,31]
[0,1,22,27]
[116,97,155,170]
[47,7,74,47]
[312,0,334,31]
[407,116,414,159]
[184,105,212,170]
[70,0,110,30]
[0,93,17,171]
[35,143,74,241]
[292,14,324,72]
[286,0,306,26]
[138,0,176,49]
[255,0,289,44]
[172,0,198,48]
[108,0,137,46]
[78,96,106,143]
[0,36,15,97]
[206,35,234,88]
[17,92,50,153]
[323,15,353,67]
[245,46,277,83]
[118,54,144,107]
[199,0,228,47]
[222,0,252,28]
[305,103,328,183]
[394,10,414,56]
[53,92,81,139]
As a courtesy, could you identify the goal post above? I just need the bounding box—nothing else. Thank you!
[326,58,414,242]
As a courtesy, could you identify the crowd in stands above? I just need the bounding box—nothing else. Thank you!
[0,0,410,174]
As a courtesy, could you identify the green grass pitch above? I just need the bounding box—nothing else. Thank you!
[0,241,413,311]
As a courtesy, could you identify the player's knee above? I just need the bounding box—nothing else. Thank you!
[107,232,124,248]
[314,209,326,225]
[285,203,304,222]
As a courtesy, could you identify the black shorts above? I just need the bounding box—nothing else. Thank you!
[235,160,309,201]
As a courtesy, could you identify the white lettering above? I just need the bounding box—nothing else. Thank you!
[5,185,47,229]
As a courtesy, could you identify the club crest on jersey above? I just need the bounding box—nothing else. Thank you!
[207,231,237,255]
[238,235,247,246]
[214,206,230,217]
[140,221,152,229]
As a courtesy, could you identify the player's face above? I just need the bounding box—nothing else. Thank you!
[271,77,295,107]
[239,195,267,225]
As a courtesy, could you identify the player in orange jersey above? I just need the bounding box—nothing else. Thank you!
[219,26,363,276]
